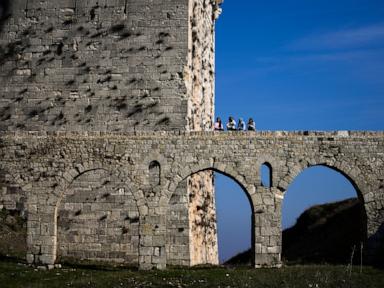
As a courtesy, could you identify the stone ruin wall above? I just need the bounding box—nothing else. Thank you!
[185,0,219,266]
[0,170,26,213]
[0,0,191,132]
[0,0,222,266]
[0,1,382,270]
[57,169,140,265]
[165,0,220,266]
[0,131,383,269]
[0,0,189,265]
[187,171,218,265]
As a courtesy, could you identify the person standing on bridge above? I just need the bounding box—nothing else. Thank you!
[237,118,245,131]
[247,118,256,131]
[214,117,224,131]
[226,116,236,131]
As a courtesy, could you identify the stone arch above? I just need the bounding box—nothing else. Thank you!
[280,160,369,225]
[163,162,255,207]
[165,163,256,266]
[149,160,161,187]
[53,163,142,209]
[279,160,369,204]
[254,155,280,190]
[260,162,273,188]
[142,152,169,182]
[54,167,140,266]
[54,168,110,207]
[139,153,172,203]
[280,161,369,263]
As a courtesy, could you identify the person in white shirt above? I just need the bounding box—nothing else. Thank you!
[226,116,236,131]
[214,117,224,131]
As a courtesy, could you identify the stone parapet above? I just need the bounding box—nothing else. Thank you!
[1,131,383,269]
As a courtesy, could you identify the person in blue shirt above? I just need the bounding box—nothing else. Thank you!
[237,118,245,131]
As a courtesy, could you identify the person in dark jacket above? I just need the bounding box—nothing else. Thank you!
[237,118,245,131]
[247,118,256,131]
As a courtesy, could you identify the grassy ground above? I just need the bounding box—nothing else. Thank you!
[0,260,383,288]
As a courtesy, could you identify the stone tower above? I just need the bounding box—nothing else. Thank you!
[0,0,222,266]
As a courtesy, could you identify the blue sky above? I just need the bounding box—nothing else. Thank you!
[215,0,384,131]
[213,0,384,262]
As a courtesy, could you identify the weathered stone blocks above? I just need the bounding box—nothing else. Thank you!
[0,131,383,269]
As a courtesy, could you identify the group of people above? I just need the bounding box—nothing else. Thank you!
[214,117,256,131]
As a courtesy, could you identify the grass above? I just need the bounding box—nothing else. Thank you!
[0,260,383,288]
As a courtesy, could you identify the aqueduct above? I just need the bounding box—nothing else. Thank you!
[0,0,383,270]
[1,130,383,269]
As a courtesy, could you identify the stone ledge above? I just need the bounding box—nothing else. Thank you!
[0,130,383,140]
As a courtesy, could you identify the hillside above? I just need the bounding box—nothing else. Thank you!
[226,198,366,265]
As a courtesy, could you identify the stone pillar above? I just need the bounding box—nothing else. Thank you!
[364,184,384,265]
[254,188,282,268]
[139,212,167,270]
[166,179,191,266]
[188,171,219,266]
[26,192,57,266]
[184,0,220,266]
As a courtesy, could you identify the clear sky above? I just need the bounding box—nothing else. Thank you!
[213,0,384,263]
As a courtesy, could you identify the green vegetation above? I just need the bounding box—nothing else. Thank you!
[0,260,383,288]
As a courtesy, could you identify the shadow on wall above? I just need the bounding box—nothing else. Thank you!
[369,222,384,267]
[0,0,10,32]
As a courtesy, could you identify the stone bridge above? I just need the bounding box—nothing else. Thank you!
[0,131,383,269]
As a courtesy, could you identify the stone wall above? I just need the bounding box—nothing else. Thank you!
[0,0,222,267]
[188,171,218,265]
[186,0,217,131]
[0,130,383,269]
[57,169,139,264]
[0,0,192,132]
[166,177,189,266]
[183,0,220,266]
[0,0,381,271]
[0,170,26,213]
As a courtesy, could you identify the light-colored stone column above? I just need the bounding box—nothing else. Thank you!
[26,193,57,266]
[254,188,282,268]
[139,212,167,270]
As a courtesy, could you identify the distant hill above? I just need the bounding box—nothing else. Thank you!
[226,198,366,265]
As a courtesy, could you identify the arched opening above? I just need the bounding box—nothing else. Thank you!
[215,172,253,265]
[166,168,253,267]
[149,161,161,187]
[261,162,272,188]
[282,165,367,265]
[0,1,10,26]
[56,169,139,266]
